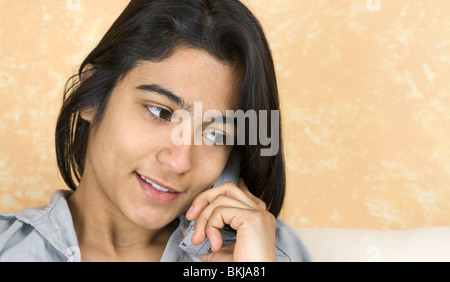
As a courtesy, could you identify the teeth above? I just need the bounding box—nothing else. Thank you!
[140,174,171,193]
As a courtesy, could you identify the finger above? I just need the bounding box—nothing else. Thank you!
[197,242,235,262]
[205,207,277,262]
[191,195,253,245]
[204,206,249,252]
[206,225,223,253]
[238,178,267,210]
[187,182,260,221]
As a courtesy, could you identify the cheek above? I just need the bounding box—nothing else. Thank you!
[88,110,146,175]
[95,113,179,174]
[192,150,231,189]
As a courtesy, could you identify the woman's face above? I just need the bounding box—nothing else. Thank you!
[81,46,239,229]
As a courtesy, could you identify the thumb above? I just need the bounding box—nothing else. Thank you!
[196,242,235,262]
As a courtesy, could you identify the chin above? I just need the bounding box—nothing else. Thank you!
[126,204,180,230]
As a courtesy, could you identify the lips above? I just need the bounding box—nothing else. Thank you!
[138,174,172,193]
[135,172,181,203]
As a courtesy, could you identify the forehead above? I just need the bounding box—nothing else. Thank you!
[123,46,240,111]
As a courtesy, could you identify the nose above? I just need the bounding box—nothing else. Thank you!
[157,143,193,175]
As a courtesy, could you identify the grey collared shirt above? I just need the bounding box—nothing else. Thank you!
[0,190,310,262]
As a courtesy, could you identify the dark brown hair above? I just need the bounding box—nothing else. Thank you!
[55,0,286,217]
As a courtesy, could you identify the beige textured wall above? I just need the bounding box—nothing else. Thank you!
[1,0,449,229]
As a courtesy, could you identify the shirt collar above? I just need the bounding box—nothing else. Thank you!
[15,190,80,261]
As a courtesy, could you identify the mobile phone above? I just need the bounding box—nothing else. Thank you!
[178,149,241,255]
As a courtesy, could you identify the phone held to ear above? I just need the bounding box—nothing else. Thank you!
[178,149,241,255]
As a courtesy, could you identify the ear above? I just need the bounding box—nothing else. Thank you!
[80,106,96,124]
[79,63,97,123]
[80,63,96,82]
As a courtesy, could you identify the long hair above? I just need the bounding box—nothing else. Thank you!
[55,0,286,217]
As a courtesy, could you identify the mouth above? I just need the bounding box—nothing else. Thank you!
[138,174,172,193]
[135,172,182,203]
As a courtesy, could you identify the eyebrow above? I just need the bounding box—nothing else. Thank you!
[136,83,235,124]
[136,84,192,112]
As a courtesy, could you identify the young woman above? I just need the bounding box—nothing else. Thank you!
[0,0,309,262]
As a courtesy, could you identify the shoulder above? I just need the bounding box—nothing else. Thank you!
[0,213,23,237]
[0,190,79,262]
[0,212,38,261]
[274,219,311,262]
[0,210,31,242]
[0,212,17,230]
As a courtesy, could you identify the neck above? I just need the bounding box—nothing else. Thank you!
[67,179,177,262]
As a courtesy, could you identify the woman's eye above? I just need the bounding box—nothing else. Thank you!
[147,105,172,121]
[203,131,228,146]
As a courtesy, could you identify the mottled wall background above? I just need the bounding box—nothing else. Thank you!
[0,0,449,229]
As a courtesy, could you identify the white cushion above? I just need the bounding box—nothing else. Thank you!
[295,227,450,262]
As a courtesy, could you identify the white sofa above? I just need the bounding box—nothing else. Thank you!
[295,227,450,262]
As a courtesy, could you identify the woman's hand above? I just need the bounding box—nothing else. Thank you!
[185,178,277,262]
